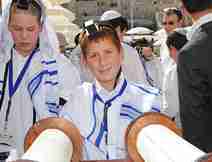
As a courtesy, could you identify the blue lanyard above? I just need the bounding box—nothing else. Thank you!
[3,48,38,124]
[88,79,127,159]
[8,48,38,98]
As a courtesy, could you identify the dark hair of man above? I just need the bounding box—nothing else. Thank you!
[166,31,188,50]
[99,16,128,32]
[163,7,183,21]
[74,33,81,46]
[119,17,129,31]
[9,0,42,24]
[181,0,212,13]
[80,26,121,58]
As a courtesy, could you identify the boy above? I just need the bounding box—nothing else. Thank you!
[0,0,80,156]
[60,21,160,160]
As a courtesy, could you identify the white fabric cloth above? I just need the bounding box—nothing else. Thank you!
[140,56,163,90]
[187,13,212,40]
[57,54,81,101]
[70,43,146,85]
[70,46,94,83]
[121,43,146,84]
[0,0,81,156]
[154,28,172,76]
[162,62,181,127]
[0,49,80,157]
[100,10,122,21]
[60,74,161,160]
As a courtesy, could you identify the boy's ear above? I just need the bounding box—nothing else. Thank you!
[80,53,87,66]
[8,25,12,32]
[39,23,43,32]
[120,46,124,60]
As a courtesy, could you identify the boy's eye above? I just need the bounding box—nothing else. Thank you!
[27,27,35,32]
[87,53,97,59]
[12,26,22,31]
[105,49,113,55]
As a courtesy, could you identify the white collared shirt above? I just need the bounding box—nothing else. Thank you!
[187,13,212,40]
[162,63,179,118]
[60,74,161,160]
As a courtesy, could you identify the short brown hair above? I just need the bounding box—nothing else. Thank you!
[9,0,43,24]
[80,25,121,58]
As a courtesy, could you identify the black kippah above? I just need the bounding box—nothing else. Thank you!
[16,0,30,10]
[83,20,98,36]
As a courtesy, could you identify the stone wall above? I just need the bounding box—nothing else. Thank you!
[65,0,180,29]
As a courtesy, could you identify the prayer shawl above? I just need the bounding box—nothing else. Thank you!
[61,74,161,160]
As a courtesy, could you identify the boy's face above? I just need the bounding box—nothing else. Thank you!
[8,11,42,56]
[84,37,123,87]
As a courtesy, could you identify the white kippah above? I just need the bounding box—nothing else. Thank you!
[100,10,122,21]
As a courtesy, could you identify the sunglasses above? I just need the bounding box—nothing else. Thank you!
[162,21,175,26]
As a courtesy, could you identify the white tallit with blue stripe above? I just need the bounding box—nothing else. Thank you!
[0,0,81,156]
[60,73,161,160]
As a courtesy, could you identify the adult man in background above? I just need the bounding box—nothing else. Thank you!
[155,7,184,74]
[163,28,188,128]
[178,0,212,152]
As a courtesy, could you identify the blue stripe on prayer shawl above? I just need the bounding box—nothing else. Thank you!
[121,105,142,120]
[47,102,59,115]
[0,91,2,95]
[46,102,57,106]
[41,60,57,65]
[28,72,43,97]
[45,81,58,86]
[49,109,58,115]
[151,106,160,112]
[133,84,159,96]
[28,70,58,97]
[121,108,140,119]
[46,70,58,76]
[122,104,143,115]
[120,113,134,120]
[95,122,106,147]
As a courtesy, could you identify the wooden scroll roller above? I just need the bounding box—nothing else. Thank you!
[11,117,82,162]
[126,112,206,162]
[82,159,132,162]
[195,153,212,162]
